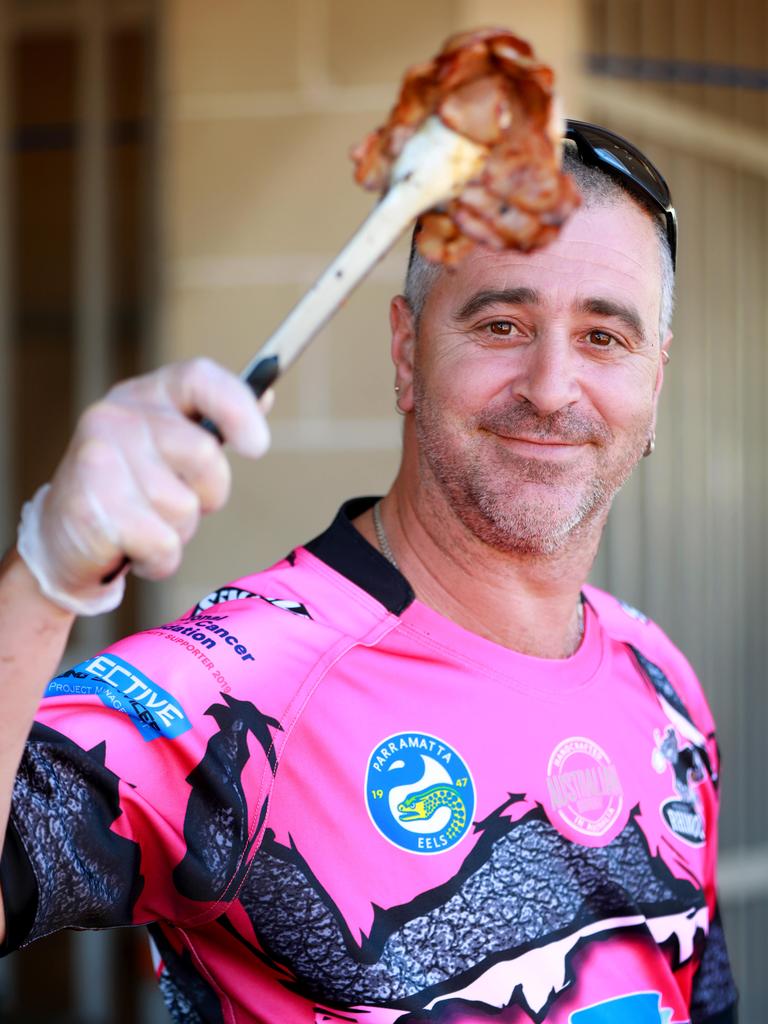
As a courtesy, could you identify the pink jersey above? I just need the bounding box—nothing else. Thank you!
[2,499,737,1023]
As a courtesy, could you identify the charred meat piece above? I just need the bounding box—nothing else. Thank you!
[350,27,579,263]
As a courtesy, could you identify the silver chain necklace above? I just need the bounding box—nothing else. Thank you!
[372,500,584,643]
[373,501,398,569]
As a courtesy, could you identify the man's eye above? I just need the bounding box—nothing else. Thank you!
[484,320,517,336]
[586,329,617,348]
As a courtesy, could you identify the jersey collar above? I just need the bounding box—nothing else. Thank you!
[304,497,415,616]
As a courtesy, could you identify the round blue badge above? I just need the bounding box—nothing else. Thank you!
[365,732,476,854]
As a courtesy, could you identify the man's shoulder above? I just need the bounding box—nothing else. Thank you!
[183,552,319,628]
[41,545,387,757]
[584,584,716,736]
[132,545,378,675]
[584,584,662,642]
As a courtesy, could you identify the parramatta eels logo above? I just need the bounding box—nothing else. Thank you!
[365,732,475,854]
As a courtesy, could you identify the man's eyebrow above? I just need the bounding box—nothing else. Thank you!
[454,288,540,322]
[577,297,647,343]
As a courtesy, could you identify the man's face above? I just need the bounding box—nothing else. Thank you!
[394,199,669,555]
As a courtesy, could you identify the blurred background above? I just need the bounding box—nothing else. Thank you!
[0,0,765,1020]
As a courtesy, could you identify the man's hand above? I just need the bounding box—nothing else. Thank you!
[17,358,272,615]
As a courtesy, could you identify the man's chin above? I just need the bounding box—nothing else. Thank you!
[468,490,607,556]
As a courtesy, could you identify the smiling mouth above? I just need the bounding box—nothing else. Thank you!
[484,435,593,465]
[509,436,578,446]
[492,433,585,449]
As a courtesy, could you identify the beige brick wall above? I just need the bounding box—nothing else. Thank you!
[157,0,587,618]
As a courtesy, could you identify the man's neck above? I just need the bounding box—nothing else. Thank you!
[355,481,603,660]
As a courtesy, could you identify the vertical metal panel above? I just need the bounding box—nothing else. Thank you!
[0,0,16,992]
[73,0,116,656]
[671,0,706,110]
[137,2,160,377]
[76,0,110,410]
[72,930,112,1024]
[3,17,156,1012]
[585,0,768,1016]
[703,0,735,119]
[734,0,768,126]
[736,169,768,854]
[0,2,13,547]
[71,0,114,1016]
[0,0,16,991]
[722,894,768,1022]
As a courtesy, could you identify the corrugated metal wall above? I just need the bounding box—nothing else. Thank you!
[585,2,768,1019]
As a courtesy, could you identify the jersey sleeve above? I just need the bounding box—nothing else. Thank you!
[690,904,739,1022]
[657,650,740,1022]
[0,607,285,953]
[633,619,739,1019]
[1,718,146,950]
[583,586,740,1020]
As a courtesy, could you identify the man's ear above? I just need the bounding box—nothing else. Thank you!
[657,332,672,394]
[649,330,673,432]
[390,295,416,413]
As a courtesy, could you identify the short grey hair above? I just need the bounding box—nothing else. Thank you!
[404,150,675,340]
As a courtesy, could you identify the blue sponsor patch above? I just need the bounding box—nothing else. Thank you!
[570,992,677,1023]
[46,653,192,742]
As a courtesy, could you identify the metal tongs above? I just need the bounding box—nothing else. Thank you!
[102,117,487,582]
[210,116,487,415]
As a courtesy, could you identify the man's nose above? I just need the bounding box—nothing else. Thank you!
[510,333,581,416]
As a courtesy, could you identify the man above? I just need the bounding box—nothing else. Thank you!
[0,122,738,1023]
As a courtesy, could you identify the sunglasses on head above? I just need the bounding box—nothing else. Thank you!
[564,119,677,270]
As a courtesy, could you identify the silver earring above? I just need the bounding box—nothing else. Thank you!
[643,432,656,458]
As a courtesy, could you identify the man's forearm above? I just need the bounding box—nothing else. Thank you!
[0,548,75,877]
[0,361,271,947]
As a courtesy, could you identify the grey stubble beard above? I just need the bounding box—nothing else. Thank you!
[412,373,650,558]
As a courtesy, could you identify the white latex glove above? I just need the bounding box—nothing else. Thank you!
[17,358,272,616]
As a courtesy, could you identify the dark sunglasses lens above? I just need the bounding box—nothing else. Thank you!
[566,121,676,267]
[573,125,671,209]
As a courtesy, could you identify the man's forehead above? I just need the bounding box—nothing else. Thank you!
[434,200,661,311]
